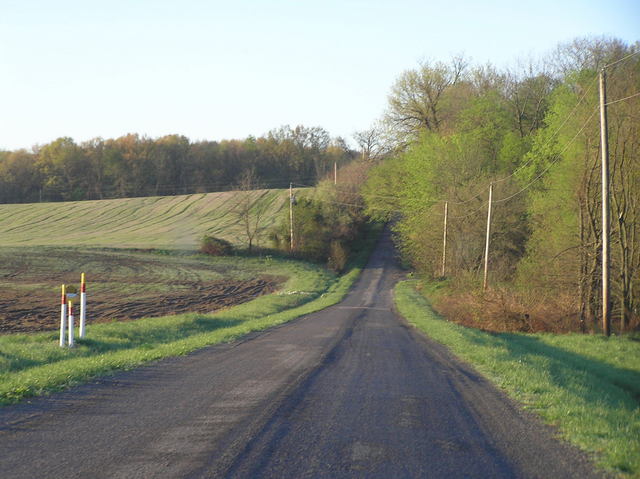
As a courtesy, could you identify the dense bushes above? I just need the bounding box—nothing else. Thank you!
[271,162,371,272]
[271,196,360,272]
[200,236,233,256]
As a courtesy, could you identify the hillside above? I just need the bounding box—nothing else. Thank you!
[0,189,289,249]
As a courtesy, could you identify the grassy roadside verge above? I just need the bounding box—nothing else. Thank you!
[0,223,382,406]
[395,280,640,478]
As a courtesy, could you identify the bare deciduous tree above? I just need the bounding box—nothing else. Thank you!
[353,122,390,161]
[386,55,469,137]
[234,169,270,252]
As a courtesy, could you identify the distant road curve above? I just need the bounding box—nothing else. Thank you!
[0,229,602,478]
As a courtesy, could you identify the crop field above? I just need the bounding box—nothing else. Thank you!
[0,247,283,334]
[0,189,289,249]
[0,190,293,334]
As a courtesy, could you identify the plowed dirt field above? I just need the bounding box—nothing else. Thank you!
[0,248,282,334]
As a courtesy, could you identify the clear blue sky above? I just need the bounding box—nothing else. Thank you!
[1,0,638,150]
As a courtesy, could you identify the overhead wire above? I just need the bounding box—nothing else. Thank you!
[605,91,640,106]
[309,194,486,220]
[296,176,488,206]
[493,106,599,204]
[492,75,598,186]
[603,50,640,69]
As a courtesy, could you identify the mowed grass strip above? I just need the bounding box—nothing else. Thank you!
[395,280,640,478]
[0,189,289,249]
[0,223,381,406]
[0,257,331,404]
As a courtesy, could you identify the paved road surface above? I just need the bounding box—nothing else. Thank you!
[0,230,602,478]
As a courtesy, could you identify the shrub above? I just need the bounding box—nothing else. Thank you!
[328,241,349,273]
[200,236,233,256]
[271,185,368,270]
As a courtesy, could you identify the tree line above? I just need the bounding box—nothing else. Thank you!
[363,36,639,333]
[0,125,354,204]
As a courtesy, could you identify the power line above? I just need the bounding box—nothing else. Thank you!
[297,180,488,211]
[297,177,487,206]
[492,75,598,186]
[446,203,488,220]
[307,192,486,220]
[603,50,640,69]
[35,177,318,197]
[300,183,403,202]
[493,107,598,204]
[605,91,640,106]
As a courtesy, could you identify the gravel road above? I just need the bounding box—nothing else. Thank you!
[0,230,602,478]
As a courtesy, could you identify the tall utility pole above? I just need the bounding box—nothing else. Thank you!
[441,201,448,277]
[334,162,337,185]
[599,69,611,337]
[289,182,294,252]
[483,183,493,291]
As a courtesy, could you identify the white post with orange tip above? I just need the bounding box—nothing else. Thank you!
[79,273,87,338]
[67,301,75,347]
[59,285,67,347]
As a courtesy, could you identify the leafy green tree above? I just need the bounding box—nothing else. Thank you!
[0,150,41,203]
[37,137,85,200]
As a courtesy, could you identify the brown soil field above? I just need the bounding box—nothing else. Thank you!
[0,248,283,334]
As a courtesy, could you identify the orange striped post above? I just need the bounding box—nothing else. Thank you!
[67,300,75,347]
[59,285,67,347]
[65,285,78,347]
[79,273,87,338]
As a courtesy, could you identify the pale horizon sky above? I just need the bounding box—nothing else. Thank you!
[1,0,638,151]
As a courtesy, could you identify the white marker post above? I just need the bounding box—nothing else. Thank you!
[67,300,75,347]
[59,285,67,347]
[79,272,87,338]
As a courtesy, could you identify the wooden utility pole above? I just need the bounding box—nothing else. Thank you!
[483,183,493,291]
[441,201,448,277]
[599,69,611,336]
[289,182,294,252]
[334,162,337,185]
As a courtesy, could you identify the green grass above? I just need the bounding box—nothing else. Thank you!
[0,189,293,249]
[395,280,640,478]
[0,222,381,405]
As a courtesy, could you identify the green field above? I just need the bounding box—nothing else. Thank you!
[0,189,289,249]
